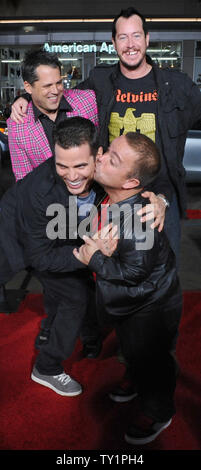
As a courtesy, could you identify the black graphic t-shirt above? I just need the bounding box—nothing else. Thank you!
[109,70,159,144]
[108,70,173,191]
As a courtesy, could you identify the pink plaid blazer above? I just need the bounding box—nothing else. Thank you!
[7,89,98,181]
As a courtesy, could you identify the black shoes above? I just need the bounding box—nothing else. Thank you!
[82,339,102,359]
[35,328,50,349]
[109,381,138,403]
[125,414,172,445]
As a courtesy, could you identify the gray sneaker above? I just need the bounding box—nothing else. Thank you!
[31,367,82,396]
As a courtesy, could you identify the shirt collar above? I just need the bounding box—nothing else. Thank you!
[32,94,72,122]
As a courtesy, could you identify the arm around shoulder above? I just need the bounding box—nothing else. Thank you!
[11,93,30,123]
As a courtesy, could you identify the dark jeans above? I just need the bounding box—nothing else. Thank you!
[113,301,182,422]
[41,275,101,345]
[80,277,102,344]
[0,245,100,372]
[35,270,89,376]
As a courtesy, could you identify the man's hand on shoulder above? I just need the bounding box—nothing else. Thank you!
[137,191,168,232]
[10,97,29,124]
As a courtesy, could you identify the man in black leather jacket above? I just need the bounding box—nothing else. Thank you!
[74,131,182,445]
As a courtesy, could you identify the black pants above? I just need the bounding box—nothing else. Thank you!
[35,270,90,375]
[112,302,182,422]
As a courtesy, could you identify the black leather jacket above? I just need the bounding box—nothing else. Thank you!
[88,192,182,317]
[79,64,201,216]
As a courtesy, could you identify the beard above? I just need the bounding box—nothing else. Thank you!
[119,55,144,71]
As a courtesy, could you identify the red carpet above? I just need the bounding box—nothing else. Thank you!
[187,209,201,219]
[0,292,201,452]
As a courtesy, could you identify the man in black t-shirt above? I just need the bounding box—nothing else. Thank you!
[77,8,201,265]
[105,9,179,261]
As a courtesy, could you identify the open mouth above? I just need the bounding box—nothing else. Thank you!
[66,180,84,188]
[125,50,138,56]
[48,96,59,102]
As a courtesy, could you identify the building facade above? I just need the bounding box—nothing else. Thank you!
[0,22,201,108]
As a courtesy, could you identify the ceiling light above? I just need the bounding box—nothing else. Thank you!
[1,59,21,63]
[59,58,78,61]
[0,17,201,25]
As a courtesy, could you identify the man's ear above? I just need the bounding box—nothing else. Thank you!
[122,177,141,189]
[23,81,32,95]
[146,32,150,48]
[97,146,103,157]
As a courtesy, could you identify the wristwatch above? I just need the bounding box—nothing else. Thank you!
[157,194,170,208]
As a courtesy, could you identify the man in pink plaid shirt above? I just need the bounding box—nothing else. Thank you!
[6,49,101,358]
[7,49,98,181]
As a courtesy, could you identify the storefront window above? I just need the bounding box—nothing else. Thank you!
[96,42,118,65]
[0,47,24,118]
[147,42,182,69]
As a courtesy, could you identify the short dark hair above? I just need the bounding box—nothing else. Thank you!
[125,132,161,187]
[53,117,100,158]
[22,48,61,85]
[112,7,148,40]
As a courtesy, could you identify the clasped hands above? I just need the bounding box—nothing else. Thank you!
[73,224,118,265]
